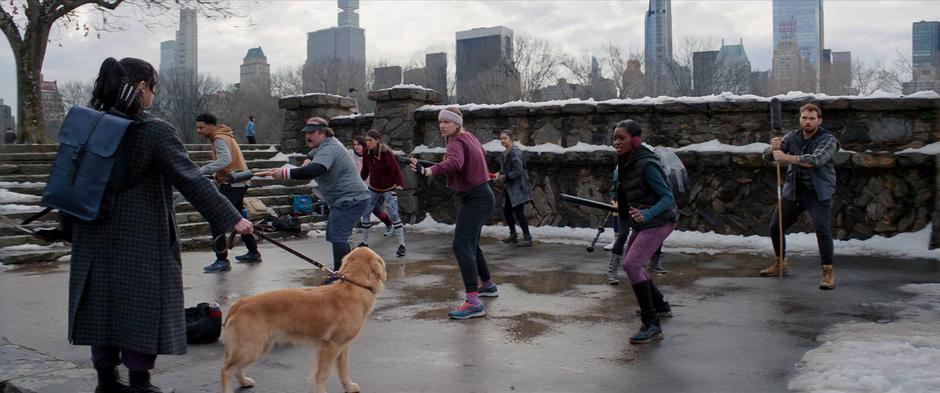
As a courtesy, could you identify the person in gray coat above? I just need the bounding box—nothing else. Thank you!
[69,57,253,393]
[497,130,534,247]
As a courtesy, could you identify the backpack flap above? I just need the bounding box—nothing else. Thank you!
[42,106,133,221]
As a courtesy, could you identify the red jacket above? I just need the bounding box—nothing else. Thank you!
[361,147,404,192]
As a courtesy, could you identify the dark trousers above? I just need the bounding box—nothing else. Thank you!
[769,195,834,265]
[91,346,156,371]
[211,184,258,260]
[246,135,256,144]
[454,183,495,293]
[503,193,530,238]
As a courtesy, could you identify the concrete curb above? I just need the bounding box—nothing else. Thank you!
[0,342,95,393]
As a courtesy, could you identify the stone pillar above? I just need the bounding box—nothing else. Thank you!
[278,94,358,154]
[367,86,443,223]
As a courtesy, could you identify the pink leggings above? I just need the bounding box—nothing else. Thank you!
[622,222,675,285]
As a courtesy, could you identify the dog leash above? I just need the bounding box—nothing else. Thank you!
[250,229,374,292]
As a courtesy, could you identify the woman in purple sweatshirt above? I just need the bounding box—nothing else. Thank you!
[410,107,497,320]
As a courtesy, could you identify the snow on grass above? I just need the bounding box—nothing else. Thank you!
[266,152,306,161]
[789,283,940,393]
[409,214,939,260]
[412,145,447,154]
[0,189,41,203]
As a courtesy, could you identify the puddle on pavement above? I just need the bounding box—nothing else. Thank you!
[492,312,559,343]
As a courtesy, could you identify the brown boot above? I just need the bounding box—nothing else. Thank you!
[819,264,835,290]
[759,259,789,277]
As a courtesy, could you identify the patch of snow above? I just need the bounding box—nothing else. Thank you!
[267,152,305,161]
[789,283,940,393]
[0,189,41,203]
[676,139,769,154]
[264,145,278,152]
[391,84,432,90]
[898,142,940,155]
[906,90,939,98]
[0,181,45,188]
[0,242,67,251]
[410,214,939,260]
[332,112,374,120]
[412,145,447,154]
[0,204,44,214]
[417,90,934,113]
[280,92,347,100]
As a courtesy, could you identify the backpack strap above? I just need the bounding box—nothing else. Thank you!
[20,207,54,225]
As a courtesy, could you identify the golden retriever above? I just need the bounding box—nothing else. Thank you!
[220,247,387,393]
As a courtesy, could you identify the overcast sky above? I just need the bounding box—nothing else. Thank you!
[1,0,937,114]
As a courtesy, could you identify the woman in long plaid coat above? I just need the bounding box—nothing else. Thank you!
[68,57,252,393]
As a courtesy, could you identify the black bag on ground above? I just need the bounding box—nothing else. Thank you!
[185,302,222,344]
[257,215,302,233]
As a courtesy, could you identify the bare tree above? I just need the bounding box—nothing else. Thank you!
[1,1,236,143]
[663,36,717,96]
[601,44,646,98]
[513,33,564,102]
[153,72,223,143]
[270,64,304,98]
[851,53,911,96]
[58,80,95,110]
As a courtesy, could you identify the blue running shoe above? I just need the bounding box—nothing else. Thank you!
[203,259,231,273]
[478,283,499,297]
[448,302,485,320]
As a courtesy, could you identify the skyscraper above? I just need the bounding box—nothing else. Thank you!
[904,21,940,94]
[240,47,271,97]
[714,39,752,94]
[455,26,519,104]
[821,49,853,94]
[174,8,198,81]
[303,0,366,94]
[692,50,718,96]
[771,0,824,93]
[159,40,176,76]
[644,0,676,96]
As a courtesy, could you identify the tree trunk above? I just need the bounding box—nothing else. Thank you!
[11,16,52,144]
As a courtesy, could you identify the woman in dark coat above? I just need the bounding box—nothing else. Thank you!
[497,130,533,247]
[68,57,252,393]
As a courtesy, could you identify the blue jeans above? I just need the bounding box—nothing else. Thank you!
[769,195,834,265]
[326,198,370,269]
[453,183,495,293]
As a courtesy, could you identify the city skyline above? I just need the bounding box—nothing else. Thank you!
[0,0,937,112]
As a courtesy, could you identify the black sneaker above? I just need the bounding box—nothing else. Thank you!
[203,259,231,273]
[235,252,262,263]
[516,238,533,247]
[501,236,518,244]
[396,244,407,257]
[634,309,673,318]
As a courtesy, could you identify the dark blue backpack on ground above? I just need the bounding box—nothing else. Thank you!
[42,106,134,222]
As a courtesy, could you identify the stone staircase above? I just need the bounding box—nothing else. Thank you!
[0,143,321,265]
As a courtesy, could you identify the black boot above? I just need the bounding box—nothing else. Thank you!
[94,367,128,393]
[634,281,673,317]
[502,232,518,244]
[630,281,663,344]
[128,370,174,393]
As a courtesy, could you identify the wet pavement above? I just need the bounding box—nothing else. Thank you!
[1,231,938,392]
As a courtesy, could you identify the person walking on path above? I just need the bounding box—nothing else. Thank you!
[410,107,497,320]
[360,129,408,257]
[612,119,675,344]
[497,130,533,247]
[70,57,253,393]
[245,115,256,144]
[196,113,262,273]
[263,117,370,275]
[760,103,839,290]
[351,135,394,238]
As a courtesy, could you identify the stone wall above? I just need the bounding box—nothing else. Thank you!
[412,96,939,152]
[277,93,358,154]
[274,87,939,248]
